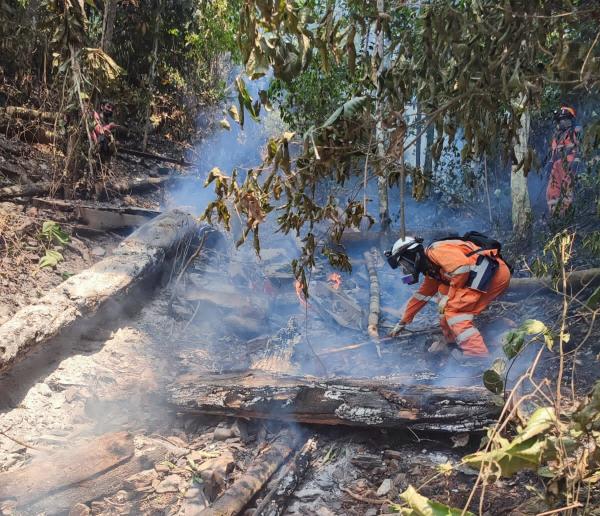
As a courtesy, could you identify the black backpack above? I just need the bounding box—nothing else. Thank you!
[432,231,512,272]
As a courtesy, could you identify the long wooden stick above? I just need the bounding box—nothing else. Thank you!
[199,430,301,516]
[118,146,195,167]
[364,248,381,340]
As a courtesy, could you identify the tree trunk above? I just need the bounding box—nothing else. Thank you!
[423,125,434,195]
[142,0,161,152]
[511,105,531,234]
[415,102,422,170]
[375,0,390,230]
[168,371,502,432]
[101,0,117,53]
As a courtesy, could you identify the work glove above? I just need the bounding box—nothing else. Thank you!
[438,296,448,315]
[389,321,406,337]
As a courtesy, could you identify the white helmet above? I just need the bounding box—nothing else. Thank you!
[391,237,420,256]
[385,236,425,284]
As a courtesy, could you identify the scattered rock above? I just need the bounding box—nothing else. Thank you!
[68,503,91,516]
[451,433,470,448]
[0,303,12,325]
[213,426,234,441]
[155,462,172,473]
[376,478,392,497]
[155,474,184,494]
[365,509,378,516]
[194,450,234,476]
[315,507,335,516]
[231,419,250,442]
[294,487,322,501]
[165,435,188,449]
[125,469,157,490]
[90,246,106,257]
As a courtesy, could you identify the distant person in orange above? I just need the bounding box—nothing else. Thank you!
[546,105,582,216]
[384,233,511,362]
[91,101,118,162]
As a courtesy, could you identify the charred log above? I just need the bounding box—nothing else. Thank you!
[254,437,317,516]
[194,430,301,516]
[0,210,201,374]
[168,371,502,432]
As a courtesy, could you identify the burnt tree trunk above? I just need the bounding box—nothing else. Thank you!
[168,371,502,432]
[196,430,301,516]
[254,437,317,516]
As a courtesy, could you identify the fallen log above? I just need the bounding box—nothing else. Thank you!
[0,120,55,144]
[0,106,57,122]
[364,248,381,340]
[0,431,133,507]
[0,433,175,514]
[168,371,502,432]
[33,197,161,230]
[0,175,191,201]
[509,268,600,294]
[0,209,201,374]
[254,437,317,516]
[0,181,52,200]
[118,146,195,168]
[196,430,301,516]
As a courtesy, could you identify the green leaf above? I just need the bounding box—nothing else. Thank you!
[483,358,506,395]
[503,319,553,358]
[41,221,70,246]
[399,485,473,515]
[586,286,600,309]
[463,408,555,477]
[320,96,368,128]
[39,249,64,269]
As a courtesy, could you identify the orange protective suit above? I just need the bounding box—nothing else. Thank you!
[400,240,511,357]
[546,126,582,215]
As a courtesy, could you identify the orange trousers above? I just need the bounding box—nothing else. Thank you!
[439,261,511,356]
[547,156,576,215]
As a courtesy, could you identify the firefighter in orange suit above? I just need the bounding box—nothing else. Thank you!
[546,106,582,216]
[384,236,511,359]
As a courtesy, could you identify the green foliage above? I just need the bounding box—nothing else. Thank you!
[221,0,600,267]
[394,485,472,516]
[463,408,556,478]
[482,358,507,395]
[38,221,70,269]
[503,319,554,360]
[39,249,64,269]
[40,220,70,246]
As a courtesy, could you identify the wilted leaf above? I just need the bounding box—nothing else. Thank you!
[39,249,64,269]
[205,167,229,186]
[399,485,473,515]
[228,105,241,123]
[463,407,555,477]
[219,119,231,130]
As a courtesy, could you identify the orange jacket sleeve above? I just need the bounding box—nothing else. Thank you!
[401,275,440,324]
